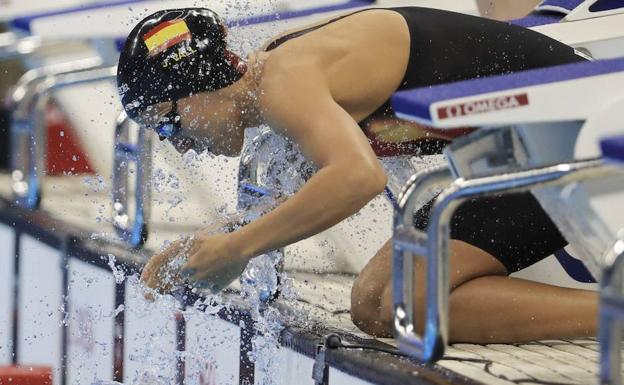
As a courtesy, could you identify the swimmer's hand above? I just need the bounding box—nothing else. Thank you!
[180,232,249,294]
[140,217,243,299]
[140,238,191,299]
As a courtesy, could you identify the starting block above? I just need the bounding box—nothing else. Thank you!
[525,0,624,59]
[390,51,624,361]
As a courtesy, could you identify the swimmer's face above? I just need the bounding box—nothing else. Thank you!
[138,90,246,157]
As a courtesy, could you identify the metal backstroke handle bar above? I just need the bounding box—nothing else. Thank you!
[10,57,103,114]
[112,112,152,248]
[393,159,618,362]
[392,165,453,361]
[10,64,116,209]
[600,237,624,385]
[237,129,285,302]
[0,31,43,61]
[238,129,278,206]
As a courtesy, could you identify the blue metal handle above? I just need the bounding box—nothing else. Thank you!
[112,112,151,248]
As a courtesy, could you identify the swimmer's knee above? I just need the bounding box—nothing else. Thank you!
[357,275,426,337]
[351,275,392,337]
[350,274,374,328]
[352,240,506,336]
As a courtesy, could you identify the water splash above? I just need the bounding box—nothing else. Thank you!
[105,254,127,284]
[240,252,282,303]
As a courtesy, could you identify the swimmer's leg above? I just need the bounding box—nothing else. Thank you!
[351,239,598,343]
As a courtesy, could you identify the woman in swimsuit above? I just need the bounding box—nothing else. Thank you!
[119,6,596,343]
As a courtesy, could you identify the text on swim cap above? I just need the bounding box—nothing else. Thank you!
[161,44,198,68]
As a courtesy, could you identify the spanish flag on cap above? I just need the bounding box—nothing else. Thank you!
[143,19,191,56]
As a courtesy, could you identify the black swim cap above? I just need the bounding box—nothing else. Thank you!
[117,8,245,120]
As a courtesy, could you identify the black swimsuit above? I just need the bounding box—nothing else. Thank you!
[266,7,585,273]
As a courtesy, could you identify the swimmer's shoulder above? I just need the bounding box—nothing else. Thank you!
[257,49,325,99]
[256,52,331,131]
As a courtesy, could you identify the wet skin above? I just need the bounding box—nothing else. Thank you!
[139,9,598,342]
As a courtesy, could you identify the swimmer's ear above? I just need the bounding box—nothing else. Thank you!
[219,24,228,38]
[224,49,247,76]
[140,283,158,302]
[237,61,248,75]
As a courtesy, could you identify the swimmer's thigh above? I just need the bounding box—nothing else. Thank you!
[414,192,569,273]
[351,238,506,336]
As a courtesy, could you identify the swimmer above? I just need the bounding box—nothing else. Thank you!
[121,7,597,343]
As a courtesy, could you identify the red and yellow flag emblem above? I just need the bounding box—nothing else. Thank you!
[143,19,191,56]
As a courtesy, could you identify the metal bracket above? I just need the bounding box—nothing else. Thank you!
[392,165,453,362]
[393,158,617,362]
[0,33,108,63]
[445,126,530,178]
[312,341,329,385]
[312,335,342,385]
[238,129,280,209]
[9,63,115,209]
[238,127,316,206]
[9,57,103,113]
[237,129,300,302]
[0,32,43,61]
[112,112,152,248]
[599,237,624,385]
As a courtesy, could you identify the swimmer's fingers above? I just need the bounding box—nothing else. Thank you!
[188,240,202,256]
[140,269,162,302]
[182,234,248,294]
[140,239,187,297]
[141,252,167,283]
[141,286,158,302]
[140,254,164,288]
[146,268,181,297]
[180,262,218,294]
[181,243,218,287]
[181,236,218,275]
[180,254,202,280]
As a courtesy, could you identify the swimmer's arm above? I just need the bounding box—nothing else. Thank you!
[221,197,286,231]
[230,84,387,259]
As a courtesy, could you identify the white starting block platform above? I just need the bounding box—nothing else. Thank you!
[0,0,134,23]
[525,0,624,59]
[7,0,284,39]
[392,57,624,128]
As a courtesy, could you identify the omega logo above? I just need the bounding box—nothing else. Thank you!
[437,93,529,120]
